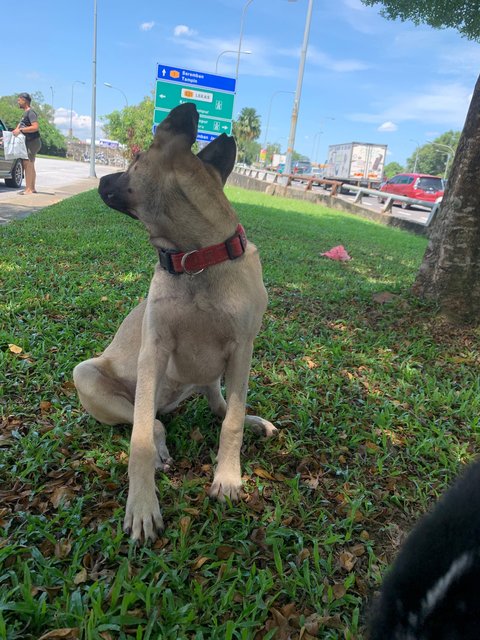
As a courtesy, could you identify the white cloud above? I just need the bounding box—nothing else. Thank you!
[54,107,104,139]
[349,83,471,128]
[174,24,197,37]
[140,22,155,31]
[378,121,398,132]
[308,47,369,72]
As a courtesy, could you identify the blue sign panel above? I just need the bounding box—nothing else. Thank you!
[157,63,236,94]
[197,132,221,143]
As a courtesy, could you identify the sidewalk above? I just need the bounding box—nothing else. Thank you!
[0,178,102,225]
[0,158,120,225]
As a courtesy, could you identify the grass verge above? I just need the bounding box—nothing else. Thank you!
[1,186,479,639]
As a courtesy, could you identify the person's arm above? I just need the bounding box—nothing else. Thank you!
[13,111,39,136]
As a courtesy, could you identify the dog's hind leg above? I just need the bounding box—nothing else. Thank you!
[73,359,172,470]
[203,379,278,438]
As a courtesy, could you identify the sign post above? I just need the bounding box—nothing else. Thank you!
[153,63,236,142]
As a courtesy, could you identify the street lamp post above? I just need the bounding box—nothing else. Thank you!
[410,139,420,172]
[311,131,323,163]
[104,82,129,108]
[50,86,54,111]
[90,0,97,178]
[284,0,314,175]
[427,141,455,180]
[262,90,295,153]
[216,50,251,75]
[312,117,335,163]
[235,0,254,83]
[69,80,85,138]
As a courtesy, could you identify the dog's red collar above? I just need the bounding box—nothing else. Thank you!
[158,224,247,275]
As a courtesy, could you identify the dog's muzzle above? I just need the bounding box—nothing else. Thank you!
[98,172,138,219]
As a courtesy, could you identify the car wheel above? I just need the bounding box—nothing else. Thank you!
[5,159,24,188]
[378,196,385,204]
[400,201,410,210]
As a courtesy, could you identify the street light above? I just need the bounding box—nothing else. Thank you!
[410,138,420,172]
[235,0,254,83]
[312,117,335,162]
[50,86,54,111]
[311,131,323,163]
[216,50,251,74]
[104,82,128,108]
[427,141,455,180]
[69,80,85,138]
[262,90,295,153]
[90,0,97,178]
[284,0,314,175]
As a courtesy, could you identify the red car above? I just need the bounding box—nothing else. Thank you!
[378,173,444,209]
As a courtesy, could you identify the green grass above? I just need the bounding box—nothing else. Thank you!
[1,187,480,639]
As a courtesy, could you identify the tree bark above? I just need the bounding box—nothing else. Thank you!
[413,73,480,324]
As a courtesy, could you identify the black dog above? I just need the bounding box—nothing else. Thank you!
[369,459,480,639]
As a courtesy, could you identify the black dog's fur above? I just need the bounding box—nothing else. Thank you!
[369,459,480,639]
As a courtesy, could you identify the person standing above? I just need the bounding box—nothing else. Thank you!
[13,92,42,194]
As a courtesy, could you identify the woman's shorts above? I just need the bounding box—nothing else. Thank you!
[26,137,42,162]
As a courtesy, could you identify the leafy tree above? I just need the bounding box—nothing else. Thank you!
[0,93,66,157]
[405,131,460,176]
[102,96,155,157]
[362,0,480,324]
[384,161,403,178]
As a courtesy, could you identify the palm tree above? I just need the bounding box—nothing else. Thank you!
[234,107,261,142]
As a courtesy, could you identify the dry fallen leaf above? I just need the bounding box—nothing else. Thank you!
[37,628,80,640]
[179,516,191,536]
[190,428,204,442]
[73,568,87,585]
[339,550,357,572]
[332,582,347,599]
[253,467,275,480]
[8,344,23,354]
[216,545,236,560]
[50,487,75,509]
[40,400,53,414]
[191,556,210,571]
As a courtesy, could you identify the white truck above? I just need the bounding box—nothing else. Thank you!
[325,142,387,188]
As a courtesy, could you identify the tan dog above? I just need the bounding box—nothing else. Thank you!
[73,103,277,542]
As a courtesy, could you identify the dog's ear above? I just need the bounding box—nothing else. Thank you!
[153,103,199,147]
[197,134,237,184]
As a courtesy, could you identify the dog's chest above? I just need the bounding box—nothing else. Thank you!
[152,293,236,384]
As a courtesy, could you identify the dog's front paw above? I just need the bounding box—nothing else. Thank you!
[123,491,164,543]
[246,415,279,438]
[209,470,242,502]
[154,420,173,471]
[154,449,174,472]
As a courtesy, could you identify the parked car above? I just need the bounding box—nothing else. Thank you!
[0,117,24,188]
[378,173,444,209]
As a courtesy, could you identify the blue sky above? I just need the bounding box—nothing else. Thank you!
[2,0,479,165]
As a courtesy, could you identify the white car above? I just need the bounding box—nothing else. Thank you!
[0,117,24,188]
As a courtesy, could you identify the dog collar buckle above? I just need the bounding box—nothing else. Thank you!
[158,247,181,275]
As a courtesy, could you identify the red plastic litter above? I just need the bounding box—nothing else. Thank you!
[320,245,352,261]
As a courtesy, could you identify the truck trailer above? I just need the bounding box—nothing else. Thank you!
[325,142,387,188]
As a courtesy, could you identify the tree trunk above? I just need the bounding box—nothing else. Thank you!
[413,73,480,324]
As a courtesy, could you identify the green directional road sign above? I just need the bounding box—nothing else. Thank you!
[154,109,232,136]
[155,81,234,121]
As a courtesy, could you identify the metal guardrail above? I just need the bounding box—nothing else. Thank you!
[346,184,441,226]
[234,166,343,195]
[233,166,442,227]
